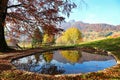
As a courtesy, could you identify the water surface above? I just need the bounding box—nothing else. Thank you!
[12,50,116,75]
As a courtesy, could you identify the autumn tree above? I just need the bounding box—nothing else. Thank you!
[0,0,78,52]
[42,34,55,45]
[32,27,43,47]
[56,27,82,45]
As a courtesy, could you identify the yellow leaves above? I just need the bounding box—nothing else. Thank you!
[42,34,49,44]
[42,34,54,44]
[56,27,82,45]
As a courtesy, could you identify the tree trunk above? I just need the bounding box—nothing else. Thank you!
[0,0,13,52]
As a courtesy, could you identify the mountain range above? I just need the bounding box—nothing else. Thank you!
[61,20,120,32]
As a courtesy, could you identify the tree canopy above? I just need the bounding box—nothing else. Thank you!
[6,0,77,39]
[56,27,82,45]
[0,0,79,51]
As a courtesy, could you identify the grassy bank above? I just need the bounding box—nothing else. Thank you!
[79,37,120,61]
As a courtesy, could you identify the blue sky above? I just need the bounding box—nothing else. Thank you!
[65,0,120,25]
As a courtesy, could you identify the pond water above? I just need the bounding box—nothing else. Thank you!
[12,50,116,75]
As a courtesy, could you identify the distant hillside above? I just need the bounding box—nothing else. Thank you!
[60,21,120,41]
[61,21,120,32]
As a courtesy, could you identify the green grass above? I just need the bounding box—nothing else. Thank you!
[78,37,120,60]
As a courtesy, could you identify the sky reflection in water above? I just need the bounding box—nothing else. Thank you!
[12,50,116,74]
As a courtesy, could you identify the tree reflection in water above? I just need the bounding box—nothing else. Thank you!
[34,53,41,64]
[43,52,53,63]
[40,64,65,75]
[13,61,65,75]
[12,50,116,74]
[13,52,65,75]
[60,50,82,63]
[13,56,40,72]
[13,51,81,74]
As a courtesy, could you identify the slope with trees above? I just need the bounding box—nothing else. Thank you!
[61,21,120,41]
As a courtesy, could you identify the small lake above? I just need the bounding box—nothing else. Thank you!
[12,50,116,75]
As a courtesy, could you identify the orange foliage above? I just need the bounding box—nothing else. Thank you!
[5,0,77,40]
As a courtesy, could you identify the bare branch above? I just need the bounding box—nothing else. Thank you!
[7,4,22,8]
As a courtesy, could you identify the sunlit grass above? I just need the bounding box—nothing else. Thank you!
[18,42,32,49]
[78,37,120,60]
